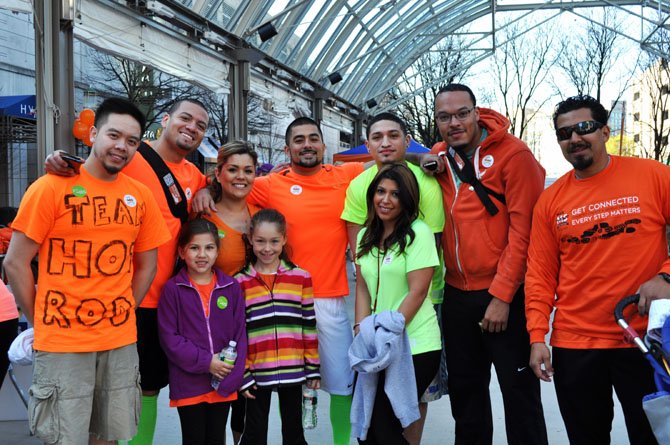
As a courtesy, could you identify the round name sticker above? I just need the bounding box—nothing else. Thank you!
[290,185,303,195]
[218,230,226,239]
[185,187,192,200]
[72,185,87,197]
[482,154,494,168]
[217,296,228,310]
[124,195,137,207]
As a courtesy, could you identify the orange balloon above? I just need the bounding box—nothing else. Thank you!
[79,108,95,125]
[72,119,88,140]
[81,132,92,147]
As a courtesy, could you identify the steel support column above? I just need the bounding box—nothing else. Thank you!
[228,60,250,140]
[34,0,74,175]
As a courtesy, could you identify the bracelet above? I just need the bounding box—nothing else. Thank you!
[352,323,360,331]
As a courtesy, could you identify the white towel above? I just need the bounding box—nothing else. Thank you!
[8,327,33,365]
[647,299,670,344]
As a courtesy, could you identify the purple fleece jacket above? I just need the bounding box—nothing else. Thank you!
[157,267,247,400]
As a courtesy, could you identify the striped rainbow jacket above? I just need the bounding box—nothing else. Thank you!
[235,261,320,390]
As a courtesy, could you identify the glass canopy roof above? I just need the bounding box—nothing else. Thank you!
[166,1,668,108]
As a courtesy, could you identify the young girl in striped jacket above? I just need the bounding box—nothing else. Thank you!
[235,208,320,445]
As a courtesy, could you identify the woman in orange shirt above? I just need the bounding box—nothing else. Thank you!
[203,141,260,277]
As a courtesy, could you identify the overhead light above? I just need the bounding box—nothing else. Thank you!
[300,82,315,93]
[276,69,293,81]
[366,99,378,109]
[203,31,228,47]
[61,0,77,20]
[146,1,176,19]
[328,72,343,85]
[257,22,278,42]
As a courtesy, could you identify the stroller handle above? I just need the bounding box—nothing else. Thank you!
[614,294,640,322]
[613,293,649,354]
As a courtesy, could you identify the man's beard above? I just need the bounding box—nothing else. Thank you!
[569,143,594,171]
[571,156,594,171]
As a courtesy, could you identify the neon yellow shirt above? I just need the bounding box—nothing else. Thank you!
[356,220,442,355]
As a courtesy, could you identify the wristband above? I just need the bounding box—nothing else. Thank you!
[353,323,360,331]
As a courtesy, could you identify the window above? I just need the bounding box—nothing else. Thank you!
[663,85,670,95]
[663,110,669,120]
[663,136,669,146]
[634,92,640,101]
[634,113,640,122]
[634,134,640,142]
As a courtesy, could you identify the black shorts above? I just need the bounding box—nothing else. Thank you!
[136,308,169,391]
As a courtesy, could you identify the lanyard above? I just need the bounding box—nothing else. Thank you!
[373,249,386,313]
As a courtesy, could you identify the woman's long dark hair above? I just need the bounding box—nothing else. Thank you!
[357,163,420,259]
[208,140,258,203]
[242,208,296,272]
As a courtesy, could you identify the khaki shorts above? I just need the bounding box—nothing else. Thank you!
[29,344,141,444]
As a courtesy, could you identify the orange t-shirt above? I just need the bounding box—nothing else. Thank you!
[526,156,670,349]
[169,389,237,407]
[123,146,207,308]
[248,163,364,298]
[0,281,19,323]
[203,204,260,276]
[193,273,216,317]
[12,167,171,352]
[258,272,277,289]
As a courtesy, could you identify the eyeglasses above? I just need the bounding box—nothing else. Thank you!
[435,107,475,124]
[555,120,604,141]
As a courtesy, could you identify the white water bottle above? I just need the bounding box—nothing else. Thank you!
[302,385,318,429]
[211,340,237,390]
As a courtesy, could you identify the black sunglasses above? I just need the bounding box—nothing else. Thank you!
[556,121,604,141]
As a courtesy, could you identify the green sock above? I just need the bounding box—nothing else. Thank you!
[329,394,352,445]
[128,395,158,445]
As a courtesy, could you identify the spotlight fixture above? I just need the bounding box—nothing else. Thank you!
[203,31,228,47]
[146,1,176,19]
[257,22,278,42]
[328,72,343,85]
[366,99,378,109]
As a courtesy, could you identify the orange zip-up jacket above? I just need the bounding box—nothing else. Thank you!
[430,108,545,302]
[526,156,670,348]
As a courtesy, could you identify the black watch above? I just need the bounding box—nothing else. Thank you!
[660,272,670,283]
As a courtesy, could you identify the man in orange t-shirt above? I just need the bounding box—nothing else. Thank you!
[46,99,209,445]
[526,94,670,444]
[4,98,170,444]
[247,117,363,445]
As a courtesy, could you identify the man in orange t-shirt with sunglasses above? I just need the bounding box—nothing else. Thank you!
[526,94,670,444]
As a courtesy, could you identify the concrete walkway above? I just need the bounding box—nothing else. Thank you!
[0,262,630,444]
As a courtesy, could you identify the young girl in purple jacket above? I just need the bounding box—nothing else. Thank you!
[158,219,247,445]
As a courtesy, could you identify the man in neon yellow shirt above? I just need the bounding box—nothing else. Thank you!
[342,112,444,278]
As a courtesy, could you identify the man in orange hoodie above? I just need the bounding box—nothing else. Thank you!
[423,83,548,444]
[526,94,670,444]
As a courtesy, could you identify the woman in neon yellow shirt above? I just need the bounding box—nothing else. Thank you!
[353,163,441,445]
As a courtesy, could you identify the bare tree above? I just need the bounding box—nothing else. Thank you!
[247,95,287,164]
[491,19,562,140]
[636,56,670,163]
[86,51,203,129]
[390,38,472,147]
[557,7,639,115]
[198,90,228,144]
